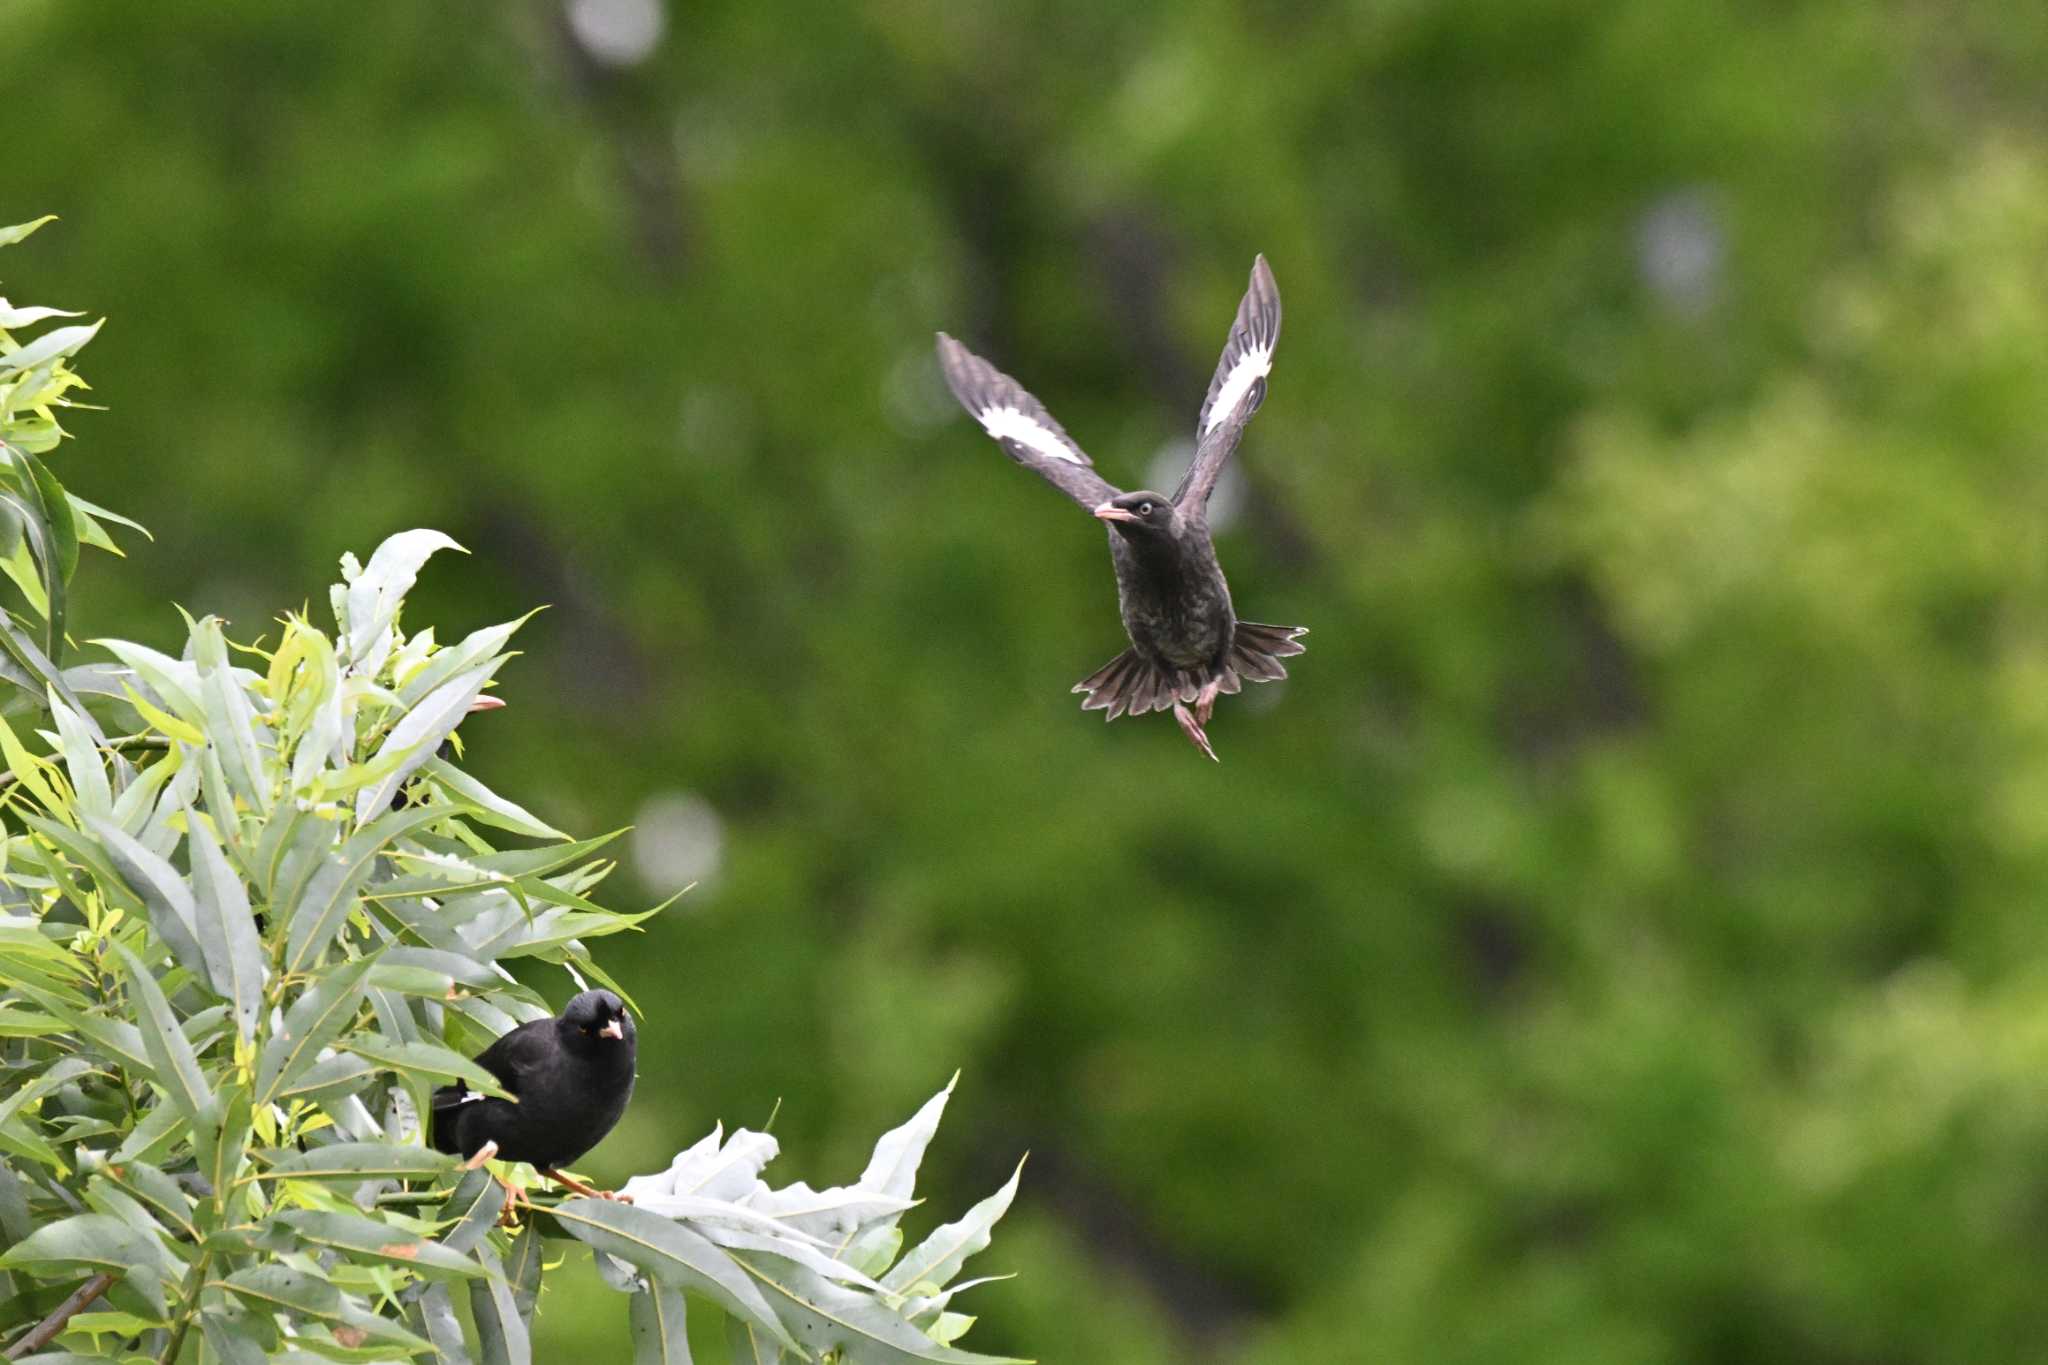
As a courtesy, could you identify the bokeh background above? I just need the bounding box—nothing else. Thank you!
[11,0,2048,1358]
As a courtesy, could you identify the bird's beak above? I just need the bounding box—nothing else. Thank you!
[599,1017,625,1041]
[466,696,507,714]
[1093,501,1139,524]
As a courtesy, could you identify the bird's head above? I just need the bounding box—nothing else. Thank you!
[1093,491,1178,540]
[558,989,634,1054]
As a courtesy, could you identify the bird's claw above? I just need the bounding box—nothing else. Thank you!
[1173,702,1220,762]
[1194,678,1221,726]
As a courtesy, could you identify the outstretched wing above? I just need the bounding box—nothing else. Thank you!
[935,332,1121,513]
[1175,255,1282,513]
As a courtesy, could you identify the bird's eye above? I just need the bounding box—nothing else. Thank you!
[1138,501,1153,516]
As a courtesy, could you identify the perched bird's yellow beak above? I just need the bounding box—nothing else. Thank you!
[599,1017,625,1041]
[1093,501,1139,524]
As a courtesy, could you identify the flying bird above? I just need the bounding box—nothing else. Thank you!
[429,988,637,1203]
[936,255,1306,760]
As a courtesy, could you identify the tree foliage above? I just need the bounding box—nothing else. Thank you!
[0,224,1023,1363]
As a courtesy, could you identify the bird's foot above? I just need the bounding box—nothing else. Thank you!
[1194,678,1222,726]
[1173,702,1220,762]
[462,1139,500,1172]
[495,1176,530,1227]
[542,1168,632,1203]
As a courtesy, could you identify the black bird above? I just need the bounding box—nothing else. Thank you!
[936,255,1306,760]
[429,988,637,1201]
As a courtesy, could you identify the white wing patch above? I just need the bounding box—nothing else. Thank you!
[457,1090,485,1105]
[1204,344,1273,435]
[979,404,1084,466]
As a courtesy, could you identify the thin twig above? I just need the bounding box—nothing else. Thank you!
[2,1270,115,1359]
[153,1252,210,1365]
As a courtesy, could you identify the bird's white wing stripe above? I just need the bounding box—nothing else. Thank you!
[1204,344,1273,435]
[458,1090,485,1105]
[980,404,1083,465]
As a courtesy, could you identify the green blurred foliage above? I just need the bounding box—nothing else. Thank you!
[6,0,2048,1358]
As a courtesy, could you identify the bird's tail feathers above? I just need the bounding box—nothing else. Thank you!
[1072,649,1202,721]
[1229,621,1308,685]
[428,1082,481,1155]
[1072,623,1304,721]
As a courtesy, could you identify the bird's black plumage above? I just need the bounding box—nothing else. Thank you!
[936,255,1306,760]
[429,989,636,1175]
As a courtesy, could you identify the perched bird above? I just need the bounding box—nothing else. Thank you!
[429,988,637,1200]
[935,255,1306,760]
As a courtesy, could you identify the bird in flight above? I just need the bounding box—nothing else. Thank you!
[430,988,638,1209]
[936,255,1305,761]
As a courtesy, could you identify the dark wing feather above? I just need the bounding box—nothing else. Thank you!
[469,1018,555,1096]
[1175,255,1281,513]
[936,332,1121,513]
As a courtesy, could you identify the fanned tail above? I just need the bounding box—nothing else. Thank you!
[1072,649,1201,721]
[1228,621,1307,686]
[1071,623,1305,723]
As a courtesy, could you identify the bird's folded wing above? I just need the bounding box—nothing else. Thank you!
[470,1019,553,1094]
[1176,255,1281,513]
[935,332,1121,513]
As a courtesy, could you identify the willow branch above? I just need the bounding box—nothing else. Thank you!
[3,1271,115,1359]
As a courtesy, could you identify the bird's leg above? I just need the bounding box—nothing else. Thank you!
[542,1168,633,1203]
[1194,676,1223,726]
[495,1177,530,1227]
[1173,702,1220,762]
[462,1139,500,1171]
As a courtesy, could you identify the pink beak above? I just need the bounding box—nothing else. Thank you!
[599,1017,625,1041]
[1093,501,1139,524]
[466,696,507,714]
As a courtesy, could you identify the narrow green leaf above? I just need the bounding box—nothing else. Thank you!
[339,1033,512,1100]
[550,1198,799,1354]
[878,1159,1023,1296]
[435,1167,508,1254]
[726,1316,789,1365]
[414,1282,475,1365]
[470,1241,532,1365]
[271,1209,486,1279]
[192,617,270,813]
[99,1159,198,1243]
[202,1309,278,1365]
[420,758,567,841]
[267,1141,457,1183]
[109,941,212,1125]
[340,529,465,669]
[354,661,507,821]
[505,1219,544,1324]
[631,1281,693,1365]
[734,1251,1028,1364]
[185,803,265,1042]
[282,804,450,975]
[258,952,379,1104]
[46,691,109,821]
[0,216,58,246]
[0,318,102,375]
[273,1051,375,1106]
[195,1081,253,1197]
[217,1262,343,1320]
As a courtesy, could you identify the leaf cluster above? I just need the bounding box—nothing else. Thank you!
[0,224,1025,1363]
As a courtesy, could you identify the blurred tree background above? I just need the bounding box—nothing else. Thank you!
[7,0,2048,1358]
